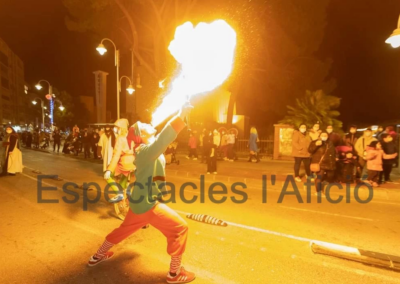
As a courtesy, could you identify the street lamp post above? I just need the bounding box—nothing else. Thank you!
[119,75,135,95]
[32,98,45,129]
[35,79,54,125]
[97,38,120,119]
[385,13,400,172]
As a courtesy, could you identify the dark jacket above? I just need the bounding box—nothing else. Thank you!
[343,133,359,147]
[382,141,398,164]
[328,132,341,147]
[292,130,311,157]
[91,133,100,145]
[53,133,61,142]
[308,140,337,170]
[82,134,91,145]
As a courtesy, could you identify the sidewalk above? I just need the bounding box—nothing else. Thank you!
[166,154,400,203]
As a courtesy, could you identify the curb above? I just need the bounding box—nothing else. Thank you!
[310,240,400,271]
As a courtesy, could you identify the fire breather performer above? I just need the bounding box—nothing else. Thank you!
[88,103,196,284]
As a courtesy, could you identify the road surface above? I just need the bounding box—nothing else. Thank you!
[1,149,399,283]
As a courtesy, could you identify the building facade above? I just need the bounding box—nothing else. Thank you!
[0,37,26,125]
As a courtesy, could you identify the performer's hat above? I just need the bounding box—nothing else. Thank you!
[114,118,129,130]
[127,122,142,150]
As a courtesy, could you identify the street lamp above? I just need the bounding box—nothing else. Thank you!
[96,38,120,119]
[32,97,45,129]
[54,98,65,111]
[35,79,54,125]
[386,14,400,48]
[119,75,135,95]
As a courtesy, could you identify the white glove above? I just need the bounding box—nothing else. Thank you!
[179,101,194,121]
[104,170,111,180]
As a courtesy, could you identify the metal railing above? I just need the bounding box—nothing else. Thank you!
[235,139,274,156]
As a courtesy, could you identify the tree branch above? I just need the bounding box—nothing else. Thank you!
[113,0,158,79]
[149,0,168,47]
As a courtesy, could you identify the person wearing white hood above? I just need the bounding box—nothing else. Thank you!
[213,129,221,159]
[98,124,117,173]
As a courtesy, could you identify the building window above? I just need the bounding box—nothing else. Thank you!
[1,77,9,89]
[0,51,8,67]
[0,64,7,75]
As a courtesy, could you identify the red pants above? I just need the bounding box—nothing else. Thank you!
[106,203,188,256]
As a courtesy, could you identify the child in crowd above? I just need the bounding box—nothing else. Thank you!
[337,151,361,183]
[365,141,397,187]
[380,133,398,183]
[186,133,198,160]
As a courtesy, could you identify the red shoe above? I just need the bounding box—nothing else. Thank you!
[87,251,114,267]
[166,267,196,284]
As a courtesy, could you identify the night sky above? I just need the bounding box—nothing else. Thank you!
[1,0,400,128]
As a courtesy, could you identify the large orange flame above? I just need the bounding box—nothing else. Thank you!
[151,20,237,127]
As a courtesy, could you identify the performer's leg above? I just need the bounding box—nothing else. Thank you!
[105,210,149,245]
[149,203,188,260]
[89,209,149,266]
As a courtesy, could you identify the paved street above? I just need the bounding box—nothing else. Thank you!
[1,149,400,283]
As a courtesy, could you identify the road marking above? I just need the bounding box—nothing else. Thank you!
[174,209,313,243]
[279,206,375,221]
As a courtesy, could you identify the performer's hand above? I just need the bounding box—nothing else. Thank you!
[179,101,194,120]
[104,170,111,180]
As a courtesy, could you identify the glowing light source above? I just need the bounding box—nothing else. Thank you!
[35,84,43,90]
[126,84,135,95]
[151,20,237,126]
[386,15,400,48]
[386,29,400,48]
[32,100,37,105]
[96,43,107,55]
[59,106,65,111]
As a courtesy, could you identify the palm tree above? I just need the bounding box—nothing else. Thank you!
[279,90,342,130]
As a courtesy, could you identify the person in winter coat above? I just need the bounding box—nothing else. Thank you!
[207,141,218,174]
[72,124,80,137]
[354,128,377,180]
[1,126,21,176]
[326,125,341,147]
[226,130,236,162]
[186,133,198,160]
[337,151,361,183]
[308,132,337,194]
[379,134,398,183]
[309,123,322,141]
[88,103,195,284]
[91,129,100,159]
[53,130,61,153]
[365,141,397,187]
[343,125,359,148]
[213,129,221,158]
[103,119,135,202]
[26,132,32,148]
[248,127,260,163]
[292,124,312,182]
[82,131,91,158]
[199,129,207,163]
[220,131,229,160]
[378,126,397,141]
[98,126,117,172]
